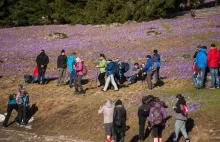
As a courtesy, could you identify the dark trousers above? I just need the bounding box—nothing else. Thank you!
[154,68,160,83]
[98,72,106,86]
[74,75,83,90]
[57,68,66,85]
[38,67,46,84]
[146,72,153,89]
[18,104,27,124]
[114,131,125,142]
[139,116,147,140]
[3,104,18,127]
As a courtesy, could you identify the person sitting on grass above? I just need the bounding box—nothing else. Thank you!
[128,63,141,85]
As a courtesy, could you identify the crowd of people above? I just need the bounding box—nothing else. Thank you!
[192,43,220,89]
[98,94,190,142]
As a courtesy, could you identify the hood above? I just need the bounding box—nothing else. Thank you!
[209,48,218,53]
[68,56,75,61]
[142,95,155,104]
[199,48,207,53]
[106,99,113,108]
[178,97,186,105]
[154,103,162,107]
[40,52,46,56]
[115,100,122,106]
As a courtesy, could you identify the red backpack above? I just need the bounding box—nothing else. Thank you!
[82,63,88,76]
[182,105,188,116]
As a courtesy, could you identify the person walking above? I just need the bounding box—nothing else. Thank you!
[152,50,161,85]
[149,97,167,142]
[36,50,49,85]
[67,52,76,88]
[142,55,154,90]
[57,50,67,86]
[96,54,107,87]
[113,100,127,142]
[16,88,30,126]
[173,94,190,142]
[138,95,155,142]
[98,99,115,142]
[207,43,220,89]
[195,46,207,89]
[74,57,85,94]
[103,59,118,92]
[3,94,19,128]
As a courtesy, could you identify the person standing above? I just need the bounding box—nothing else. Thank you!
[195,46,207,89]
[74,57,85,94]
[142,55,154,90]
[67,52,76,88]
[113,100,127,142]
[173,94,190,142]
[36,50,49,85]
[3,94,19,128]
[103,59,118,92]
[207,43,220,89]
[57,50,67,86]
[96,54,107,87]
[152,50,161,84]
[98,99,115,142]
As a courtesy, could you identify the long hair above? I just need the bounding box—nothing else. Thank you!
[100,54,106,60]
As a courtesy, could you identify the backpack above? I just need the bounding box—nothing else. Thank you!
[82,63,88,76]
[24,75,33,83]
[115,109,122,127]
[9,93,17,101]
[181,105,188,116]
[121,62,130,73]
[112,62,119,75]
[151,106,164,126]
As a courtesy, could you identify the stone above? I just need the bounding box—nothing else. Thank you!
[146,30,161,36]
[49,32,68,39]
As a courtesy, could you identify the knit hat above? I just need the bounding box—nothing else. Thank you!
[115,100,123,106]
[61,50,65,53]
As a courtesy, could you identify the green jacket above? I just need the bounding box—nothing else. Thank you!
[98,59,107,73]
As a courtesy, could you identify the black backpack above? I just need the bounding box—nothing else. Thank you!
[9,93,17,100]
[24,75,33,83]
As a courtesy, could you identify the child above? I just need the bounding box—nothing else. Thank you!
[128,63,141,85]
[32,66,39,83]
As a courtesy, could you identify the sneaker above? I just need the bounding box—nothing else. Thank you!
[217,87,220,89]
[78,90,85,95]
[74,89,79,94]
[209,87,215,89]
[185,138,190,142]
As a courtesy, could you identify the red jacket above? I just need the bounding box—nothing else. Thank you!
[207,48,220,68]
[75,62,83,76]
[33,66,39,76]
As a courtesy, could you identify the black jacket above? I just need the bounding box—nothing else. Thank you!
[175,97,186,114]
[36,52,49,68]
[153,53,160,62]
[57,55,67,69]
[113,105,127,132]
[138,95,155,117]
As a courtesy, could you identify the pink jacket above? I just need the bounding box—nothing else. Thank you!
[75,62,83,76]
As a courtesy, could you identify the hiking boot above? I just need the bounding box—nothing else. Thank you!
[74,88,79,94]
[185,138,190,142]
[78,90,85,95]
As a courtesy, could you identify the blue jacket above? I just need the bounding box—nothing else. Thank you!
[67,56,76,72]
[196,48,207,68]
[142,58,154,72]
[8,100,17,105]
[106,62,114,76]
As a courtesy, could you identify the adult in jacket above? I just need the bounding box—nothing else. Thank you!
[98,99,115,142]
[67,52,76,88]
[96,54,107,87]
[207,44,220,89]
[74,57,85,94]
[113,100,127,142]
[195,46,207,89]
[173,94,190,142]
[142,55,154,90]
[36,50,49,85]
[152,50,161,84]
[138,95,155,142]
[57,50,67,86]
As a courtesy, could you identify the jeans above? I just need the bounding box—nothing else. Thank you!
[146,72,153,89]
[154,67,160,83]
[128,74,137,84]
[114,131,125,142]
[32,76,42,83]
[173,120,189,141]
[57,68,66,85]
[192,74,198,88]
[98,72,106,86]
[69,71,76,87]
[74,75,83,90]
[197,67,205,88]
[38,67,46,84]
[209,68,220,88]
[103,74,118,91]
[139,116,147,141]
[3,104,18,127]
[18,104,27,124]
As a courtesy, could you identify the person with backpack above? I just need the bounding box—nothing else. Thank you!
[57,50,67,86]
[142,55,154,90]
[173,94,190,142]
[207,43,220,89]
[2,94,19,128]
[138,95,155,142]
[36,50,49,85]
[16,88,30,126]
[98,99,115,142]
[74,57,85,94]
[113,100,127,142]
[193,45,201,58]
[128,63,141,85]
[96,54,107,87]
[192,61,198,88]
[67,52,76,88]
[103,59,119,92]
[196,46,207,89]
[149,97,167,142]
[152,50,161,85]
